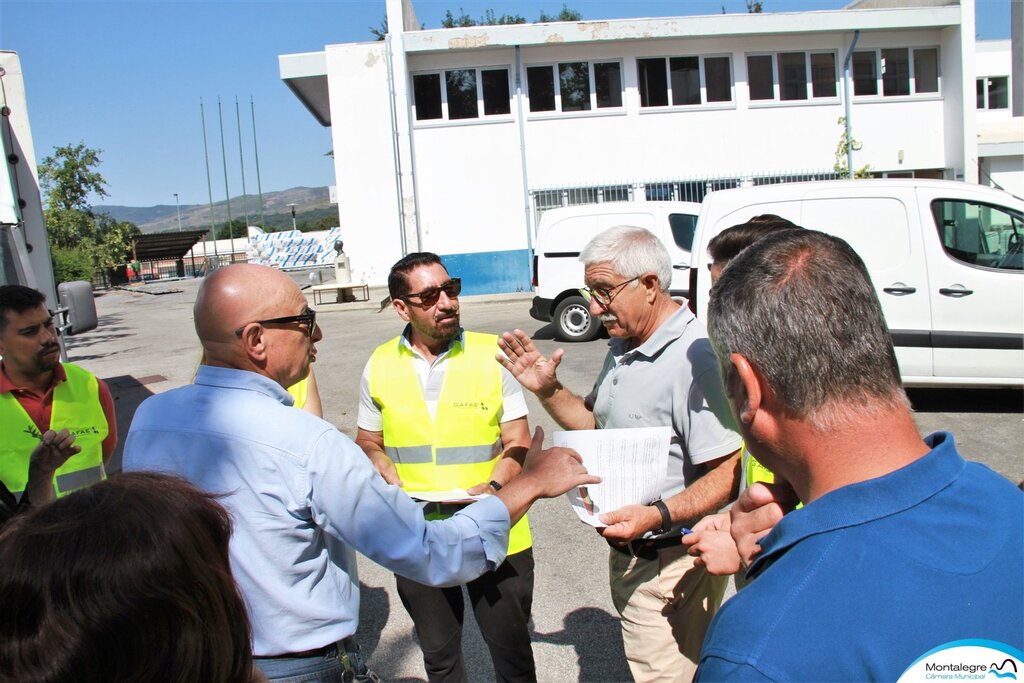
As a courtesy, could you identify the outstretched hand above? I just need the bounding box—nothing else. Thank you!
[496,329,565,399]
[29,429,81,475]
[518,426,600,498]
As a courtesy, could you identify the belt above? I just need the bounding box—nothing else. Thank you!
[609,535,682,561]
[255,636,358,660]
[422,502,470,517]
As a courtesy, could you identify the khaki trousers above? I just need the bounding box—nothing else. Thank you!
[609,544,727,683]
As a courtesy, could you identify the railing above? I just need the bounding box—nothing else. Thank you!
[529,169,844,225]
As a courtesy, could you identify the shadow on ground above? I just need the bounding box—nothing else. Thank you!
[532,606,630,682]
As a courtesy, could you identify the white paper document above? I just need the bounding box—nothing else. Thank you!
[406,489,487,503]
[554,426,671,527]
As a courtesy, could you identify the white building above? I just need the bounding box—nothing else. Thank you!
[975,38,1023,197]
[281,0,997,294]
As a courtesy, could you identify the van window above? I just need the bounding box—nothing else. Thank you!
[669,213,697,251]
[930,200,1023,271]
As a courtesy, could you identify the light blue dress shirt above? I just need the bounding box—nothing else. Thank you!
[123,365,511,656]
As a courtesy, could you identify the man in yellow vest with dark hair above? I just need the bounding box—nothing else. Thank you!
[356,253,536,683]
[0,285,116,500]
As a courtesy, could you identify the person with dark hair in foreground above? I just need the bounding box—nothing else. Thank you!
[0,472,257,683]
[695,230,1023,681]
[123,264,597,682]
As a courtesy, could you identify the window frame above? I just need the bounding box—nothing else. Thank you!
[851,47,942,100]
[524,59,625,116]
[745,50,839,105]
[411,65,513,124]
[637,53,735,110]
[976,76,1009,110]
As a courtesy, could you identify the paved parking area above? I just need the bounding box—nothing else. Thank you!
[66,279,1023,682]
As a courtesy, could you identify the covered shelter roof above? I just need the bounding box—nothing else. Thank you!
[132,230,208,262]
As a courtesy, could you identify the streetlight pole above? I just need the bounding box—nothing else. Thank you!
[288,203,297,232]
[174,193,183,232]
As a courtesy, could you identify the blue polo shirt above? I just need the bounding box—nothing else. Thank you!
[696,432,1023,682]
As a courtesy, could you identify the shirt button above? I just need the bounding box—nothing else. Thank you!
[613,379,618,385]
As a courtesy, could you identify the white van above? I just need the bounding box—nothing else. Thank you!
[530,201,701,341]
[688,179,1024,387]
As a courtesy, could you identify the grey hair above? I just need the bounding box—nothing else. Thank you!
[707,229,908,431]
[580,226,672,293]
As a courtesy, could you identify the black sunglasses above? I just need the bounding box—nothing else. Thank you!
[234,307,317,338]
[401,278,462,307]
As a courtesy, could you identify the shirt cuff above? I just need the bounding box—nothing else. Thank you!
[455,495,511,568]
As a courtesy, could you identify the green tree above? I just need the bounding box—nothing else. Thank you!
[215,218,248,240]
[93,214,141,270]
[370,16,388,40]
[537,4,581,22]
[441,5,578,28]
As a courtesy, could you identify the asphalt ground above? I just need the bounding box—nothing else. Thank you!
[65,278,1023,682]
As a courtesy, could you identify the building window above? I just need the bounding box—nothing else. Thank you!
[527,60,623,114]
[412,67,511,122]
[639,55,733,107]
[914,48,939,93]
[747,51,837,102]
[977,76,1009,109]
[853,48,940,98]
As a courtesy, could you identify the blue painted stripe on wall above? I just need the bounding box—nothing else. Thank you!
[440,249,532,295]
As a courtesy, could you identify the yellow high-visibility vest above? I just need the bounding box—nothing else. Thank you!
[743,445,776,488]
[368,331,531,555]
[287,377,308,410]
[0,363,107,498]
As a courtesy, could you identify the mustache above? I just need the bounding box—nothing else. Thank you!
[39,343,60,355]
[435,308,459,321]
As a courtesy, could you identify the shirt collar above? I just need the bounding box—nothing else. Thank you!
[749,431,964,577]
[398,324,465,360]
[0,361,66,394]
[608,298,694,360]
[194,364,294,406]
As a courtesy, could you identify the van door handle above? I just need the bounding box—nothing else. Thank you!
[673,263,689,270]
[883,286,916,295]
[938,287,974,297]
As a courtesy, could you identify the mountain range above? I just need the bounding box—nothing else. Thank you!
[96,186,333,233]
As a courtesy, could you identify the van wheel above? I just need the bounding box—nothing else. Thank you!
[553,296,600,342]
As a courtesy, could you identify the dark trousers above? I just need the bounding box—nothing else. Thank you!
[395,548,536,683]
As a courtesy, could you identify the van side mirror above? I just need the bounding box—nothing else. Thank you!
[57,281,98,335]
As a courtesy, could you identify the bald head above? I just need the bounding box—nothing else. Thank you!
[195,264,299,341]
[195,265,317,387]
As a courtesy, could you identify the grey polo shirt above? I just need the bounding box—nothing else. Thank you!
[585,300,742,500]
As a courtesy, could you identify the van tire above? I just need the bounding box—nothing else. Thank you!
[553,295,600,342]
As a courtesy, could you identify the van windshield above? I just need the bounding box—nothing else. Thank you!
[669,213,698,252]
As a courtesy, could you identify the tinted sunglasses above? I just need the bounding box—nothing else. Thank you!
[401,278,462,307]
[234,307,317,338]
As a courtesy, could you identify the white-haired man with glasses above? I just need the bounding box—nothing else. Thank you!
[124,263,597,682]
[499,226,742,683]
[356,252,539,683]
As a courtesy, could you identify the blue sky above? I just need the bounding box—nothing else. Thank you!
[1,0,1012,209]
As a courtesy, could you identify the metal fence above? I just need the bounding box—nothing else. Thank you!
[529,169,844,226]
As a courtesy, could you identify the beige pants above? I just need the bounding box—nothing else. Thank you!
[609,544,728,683]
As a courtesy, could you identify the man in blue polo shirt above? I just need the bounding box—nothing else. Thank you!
[696,230,1023,681]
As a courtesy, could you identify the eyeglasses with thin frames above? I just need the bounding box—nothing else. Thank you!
[401,278,462,307]
[234,307,317,338]
[579,276,641,307]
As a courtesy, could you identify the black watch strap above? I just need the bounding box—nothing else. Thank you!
[489,480,503,491]
[652,499,672,534]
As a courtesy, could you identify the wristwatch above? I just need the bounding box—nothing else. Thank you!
[651,500,672,534]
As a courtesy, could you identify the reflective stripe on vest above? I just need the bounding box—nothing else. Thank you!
[0,363,107,498]
[369,331,531,555]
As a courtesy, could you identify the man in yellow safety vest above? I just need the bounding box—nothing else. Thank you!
[0,285,116,500]
[356,253,536,682]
